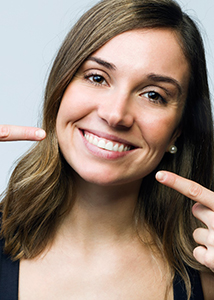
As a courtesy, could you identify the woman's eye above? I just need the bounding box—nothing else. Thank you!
[85,74,107,86]
[143,91,166,104]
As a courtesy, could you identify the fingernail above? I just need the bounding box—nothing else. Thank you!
[35,129,46,139]
[156,171,166,182]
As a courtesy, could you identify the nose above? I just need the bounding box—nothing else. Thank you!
[97,91,134,129]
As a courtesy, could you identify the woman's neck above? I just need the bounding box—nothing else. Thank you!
[56,175,142,248]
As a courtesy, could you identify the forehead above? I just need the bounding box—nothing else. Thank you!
[91,28,190,89]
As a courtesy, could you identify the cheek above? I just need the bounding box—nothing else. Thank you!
[56,84,99,127]
[56,97,86,128]
[138,111,180,147]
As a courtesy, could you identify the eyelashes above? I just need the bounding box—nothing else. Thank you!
[84,73,108,86]
[142,91,167,104]
[83,72,168,105]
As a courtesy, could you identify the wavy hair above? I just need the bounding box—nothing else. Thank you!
[1,0,213,298]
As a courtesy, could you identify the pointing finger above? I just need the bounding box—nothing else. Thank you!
[0,125,46,141]
[155,171,214,210]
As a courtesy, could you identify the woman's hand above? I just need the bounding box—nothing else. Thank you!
[0,125,46,141]
[156,171,214,272]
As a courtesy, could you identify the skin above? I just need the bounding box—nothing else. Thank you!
[1,28,214,299]
[156,171,214,299]
[156,171,214,272]
[0,125,46,141]
[56,29,188,188]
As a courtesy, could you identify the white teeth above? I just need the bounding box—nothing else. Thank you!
[113,144,119,151]
[118,145,124,152]
[97,139,105,149]
[84,132,131,152]
[105,141,113,151]
[89,135,93,144]
[93,137,98,146]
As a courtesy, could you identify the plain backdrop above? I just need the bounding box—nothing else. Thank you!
[1,0,214,194]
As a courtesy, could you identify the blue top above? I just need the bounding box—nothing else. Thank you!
[0,236,204,300]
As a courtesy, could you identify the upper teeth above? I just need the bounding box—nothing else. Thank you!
[84,132,131,152]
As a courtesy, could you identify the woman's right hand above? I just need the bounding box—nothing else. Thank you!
[0,125,46,141]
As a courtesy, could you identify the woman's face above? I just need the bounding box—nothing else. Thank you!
[56,29,190,187]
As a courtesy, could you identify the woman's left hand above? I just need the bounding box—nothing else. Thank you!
[156,170,214,272]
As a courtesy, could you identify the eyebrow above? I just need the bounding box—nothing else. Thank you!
[147,73,183,96]
[86,56,117,71]
[86,57,183,96]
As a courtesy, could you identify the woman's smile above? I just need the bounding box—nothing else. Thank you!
[83,131,132,153]
[84,132,131,152]
[56,28,189,186]
[79,128,138,160]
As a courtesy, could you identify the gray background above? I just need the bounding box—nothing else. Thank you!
[1,0,214,194]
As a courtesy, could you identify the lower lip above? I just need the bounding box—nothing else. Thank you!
[80,130,132,160]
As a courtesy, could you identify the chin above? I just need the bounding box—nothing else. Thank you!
[72,167,143,188]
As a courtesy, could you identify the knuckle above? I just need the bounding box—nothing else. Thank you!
[188,183,203,198]
[0,126,9,138]
[22,128,32,139]
[204,253,214,268]
[171,176,177,186]
[23,129,29,139]
[207,234,214,247]
[206,233,214,246]
[209,218,214,231]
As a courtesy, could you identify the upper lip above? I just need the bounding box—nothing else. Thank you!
[80,128,139,149]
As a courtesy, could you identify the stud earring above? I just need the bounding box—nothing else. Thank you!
[169,145,177,154]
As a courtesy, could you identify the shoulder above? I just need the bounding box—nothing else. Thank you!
[200,271,214,300]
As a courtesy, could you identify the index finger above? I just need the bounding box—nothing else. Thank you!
[156,171,214,210]
[0,125,46,141]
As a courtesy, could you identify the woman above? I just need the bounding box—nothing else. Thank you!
[0,0,214,299]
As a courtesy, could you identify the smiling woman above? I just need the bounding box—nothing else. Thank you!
[56,29,188,186]
[0,1,214,300]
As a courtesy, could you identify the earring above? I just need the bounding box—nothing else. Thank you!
[169,145,177,154]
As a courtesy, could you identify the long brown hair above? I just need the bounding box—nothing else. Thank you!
[1,0,213,298]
